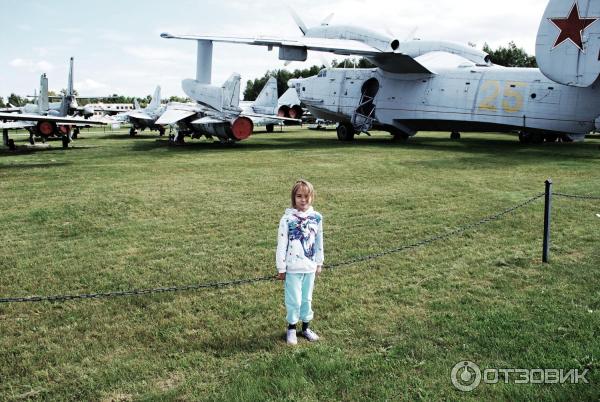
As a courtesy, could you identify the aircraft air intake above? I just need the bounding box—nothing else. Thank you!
[390,39,400,51]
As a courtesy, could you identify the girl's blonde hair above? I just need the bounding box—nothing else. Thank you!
[291,179,315,208]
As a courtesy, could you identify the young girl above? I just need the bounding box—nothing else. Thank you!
[276,179,324,345]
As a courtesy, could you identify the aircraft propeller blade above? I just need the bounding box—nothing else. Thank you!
[288,6,308,36]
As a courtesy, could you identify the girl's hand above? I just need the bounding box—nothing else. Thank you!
[277,272,286,280]
[316,265,322,276]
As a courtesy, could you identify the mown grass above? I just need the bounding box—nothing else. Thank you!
[0,127,599,401]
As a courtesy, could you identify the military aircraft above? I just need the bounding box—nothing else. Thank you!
[121,86,166,136]
[162,0,600,144]
[1,73,105,150]
[155,75,299,143]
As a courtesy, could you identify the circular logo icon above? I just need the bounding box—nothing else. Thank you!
[451,361,482,392]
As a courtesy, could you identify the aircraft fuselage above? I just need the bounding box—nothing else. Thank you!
[297,66,600,137]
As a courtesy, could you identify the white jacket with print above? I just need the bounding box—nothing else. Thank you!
[276,207,324,274]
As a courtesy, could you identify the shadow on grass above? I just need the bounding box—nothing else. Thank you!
[195,329,285,355]
[128,132,600,162]
[0,145,93,157]
[102,134,163,140]
[0,161,73,169]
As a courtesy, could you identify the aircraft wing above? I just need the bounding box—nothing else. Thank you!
[161,33,434,74]
[0,112,106,125]
[126,111,155,122]
[155,108,198,125]
[242,112,301,123]
[0,121,33,130]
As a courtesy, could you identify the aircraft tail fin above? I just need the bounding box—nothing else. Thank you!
[67,57,74,97]
[148,86,161,110]
[38,74,49,112]
[221,73,241,110]
[134,98,141,110]
[181,73,240,112]
[536,0,600,87]
[252,77,278,109]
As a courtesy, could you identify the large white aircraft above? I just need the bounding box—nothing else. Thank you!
[1,71,105,150]
[161,0,600,144]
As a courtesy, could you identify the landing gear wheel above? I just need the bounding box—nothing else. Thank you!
[29,134,35,145]
[519,132,530,144]
[391,130,409,142]
[545,134,558,143]
[61,135,70,149]
[450,131,461,140]
[266,124,274,133]
[8,139,15,151]
[72,127,80,139]
[530,132,544,144]
[336,123,355,141]
[158,127,165,136]
[129,127,137,137]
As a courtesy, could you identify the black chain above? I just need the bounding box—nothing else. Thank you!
[0,194,544,304]
[554,193,600,200]
[325,193,544,269]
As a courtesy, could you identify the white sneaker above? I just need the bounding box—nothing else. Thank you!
[302,328,320,342]
[286,329,297,345]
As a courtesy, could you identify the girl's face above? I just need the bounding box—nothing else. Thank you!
[294,187,312,212]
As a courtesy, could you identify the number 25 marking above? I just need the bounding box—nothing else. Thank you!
[477,81,525,113]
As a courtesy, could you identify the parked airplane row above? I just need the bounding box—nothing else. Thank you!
[160,0,600,144]
[3,0,599,150]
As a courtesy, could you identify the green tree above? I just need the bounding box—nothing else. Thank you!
[0,96,5,108]
[243,65,326,101]
[483,42,537,68]
[7,93,26,107]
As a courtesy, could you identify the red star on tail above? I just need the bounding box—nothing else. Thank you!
[550,2,598,51]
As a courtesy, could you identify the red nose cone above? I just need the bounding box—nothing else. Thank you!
[231,116,254,140]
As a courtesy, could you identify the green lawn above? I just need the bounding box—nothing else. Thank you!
[1,127,598,401]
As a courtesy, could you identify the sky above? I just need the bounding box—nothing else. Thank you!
[0,0,550,100]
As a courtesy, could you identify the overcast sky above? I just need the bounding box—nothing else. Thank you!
[1,0,550,100]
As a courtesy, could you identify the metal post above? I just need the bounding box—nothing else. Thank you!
[543,179,553,263]
[2,129,8,146]
[196,40,213,84]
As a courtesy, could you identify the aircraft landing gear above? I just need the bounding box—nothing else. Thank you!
[158,127,166,136]
[72,127,80,139]
[519,131,544,144]
[129,127,137,137]
[170,132,185,145]
[336,123,355,141]
[266,124,274,133]
[450,131,461,140]
[390,129,409,142]
[29,132,35,145]
[61,135,70,149]
[8,139,15,151]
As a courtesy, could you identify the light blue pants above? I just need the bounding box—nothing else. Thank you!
[284,272,315,325]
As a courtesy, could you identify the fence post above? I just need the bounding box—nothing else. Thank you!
[543,179,553,263]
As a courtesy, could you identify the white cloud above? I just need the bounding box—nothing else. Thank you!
[9,59,55,73]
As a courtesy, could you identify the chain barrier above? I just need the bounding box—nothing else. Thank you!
[554,193,600,201]
[0,193,546,305]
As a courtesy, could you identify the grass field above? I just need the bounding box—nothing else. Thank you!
[0,127,599,401]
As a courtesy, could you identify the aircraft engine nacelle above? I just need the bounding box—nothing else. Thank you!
[82,106,95,118]
[195,116,254,141]
[36,121,57,137]
[278,105,304,120]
